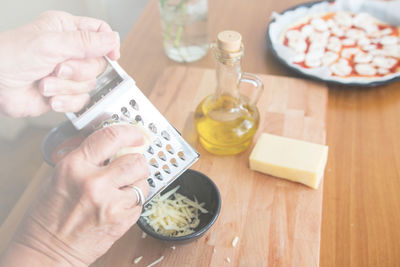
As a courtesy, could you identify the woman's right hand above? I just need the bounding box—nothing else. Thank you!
[0,125,150,266]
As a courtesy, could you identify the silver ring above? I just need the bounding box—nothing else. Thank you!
[132,186,145,206]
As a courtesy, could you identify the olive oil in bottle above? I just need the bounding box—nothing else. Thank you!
[194,31,263,155]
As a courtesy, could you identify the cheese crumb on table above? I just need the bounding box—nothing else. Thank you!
[146,256,164,267]
[226,257,231,263]
[141,232,147,239]
[249,133,328,189]
[133,256,143,264]
[232,236,239,247]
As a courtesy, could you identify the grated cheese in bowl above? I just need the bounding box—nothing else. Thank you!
[140,186,208,237]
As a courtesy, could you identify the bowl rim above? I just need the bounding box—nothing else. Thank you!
[41,120,79,167]
[137,169,221,242]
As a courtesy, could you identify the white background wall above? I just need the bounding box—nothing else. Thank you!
[0,0,149,139]
[1,0,149,39]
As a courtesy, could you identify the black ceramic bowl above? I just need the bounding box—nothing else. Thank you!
[138,169,221,243]
[41,120,83,167]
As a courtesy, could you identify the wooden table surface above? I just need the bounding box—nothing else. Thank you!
[119,0,400,266]
[1,0,400,266]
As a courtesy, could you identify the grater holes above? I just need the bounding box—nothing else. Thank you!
[135,115,143,125]
[154,171,163,180]
[121,107,130,117]
[170,158,178,167]
[112,114,119,121]
[158,151,166,161]
[161,130,170,141]
[147,146,154,155]
[162,165,171,174]
[178,151,185,160]
[149,158,159,168]
[154,138,162,148]
[148,123,157,134]
[166,144,174,154]
[102,121,110,127]
[147,178,155,187]
[129,99,139,110]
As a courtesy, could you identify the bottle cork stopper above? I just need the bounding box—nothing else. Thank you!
[217,31,242,52]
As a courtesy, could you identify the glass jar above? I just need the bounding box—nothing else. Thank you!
[158,0,209,63]
[194,31,263,155]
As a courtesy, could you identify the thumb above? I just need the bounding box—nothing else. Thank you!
[45,31,120,60]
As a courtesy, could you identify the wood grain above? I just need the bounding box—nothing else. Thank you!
[3,0,400,266]
[119,1,400,266]
[92,66,327,267]
[321,84,400,267]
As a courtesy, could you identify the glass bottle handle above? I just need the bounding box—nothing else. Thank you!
[238,72,264,106]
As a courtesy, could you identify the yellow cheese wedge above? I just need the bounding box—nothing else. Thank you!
[249,133,328,189]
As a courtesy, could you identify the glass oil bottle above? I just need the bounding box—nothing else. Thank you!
[194,31,263,155]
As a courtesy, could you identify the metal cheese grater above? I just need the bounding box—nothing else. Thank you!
[65,58,200,204]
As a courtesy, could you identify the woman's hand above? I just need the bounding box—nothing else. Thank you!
[0,11,120,117]
[0,125,150,266]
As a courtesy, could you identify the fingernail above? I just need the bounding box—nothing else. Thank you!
[58,65,73,79]
[51,100,63,111]
[43,81,56,96]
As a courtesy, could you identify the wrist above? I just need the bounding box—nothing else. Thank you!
[2,218,88,267]
[0,240,64,267]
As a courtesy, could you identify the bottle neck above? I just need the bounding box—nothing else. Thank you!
[215,55,242,99]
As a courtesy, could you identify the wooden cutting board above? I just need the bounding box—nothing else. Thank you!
[93,66,328,266]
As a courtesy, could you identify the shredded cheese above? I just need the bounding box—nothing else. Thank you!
[226,257,231,263]
[133,256,143,264]
[141,186,208,237]
[232,236,239,247]
[146,256,164,267]
[141,232,147,239]
[171,246,176,250]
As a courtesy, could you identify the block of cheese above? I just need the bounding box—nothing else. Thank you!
[249,133,328,189]
[103,121,153,161]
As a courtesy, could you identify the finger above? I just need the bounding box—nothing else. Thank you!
[132,178,150,202]
[74,16,113,33]
[42,31,120,61]
[112,204,142,230]
[0,87,51,117]
[39,76,96,96]
[54,57,107,81]
[77,125,146,166]
[120,179,151,209]
[74,16,120,59]
[105,50,120,61]
[36,11,120,60]
[49,93,90,112]
[106,153,150,188]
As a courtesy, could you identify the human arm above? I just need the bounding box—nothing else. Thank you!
[0,125,150,266]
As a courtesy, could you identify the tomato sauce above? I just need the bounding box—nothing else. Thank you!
[282,11,400,78]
